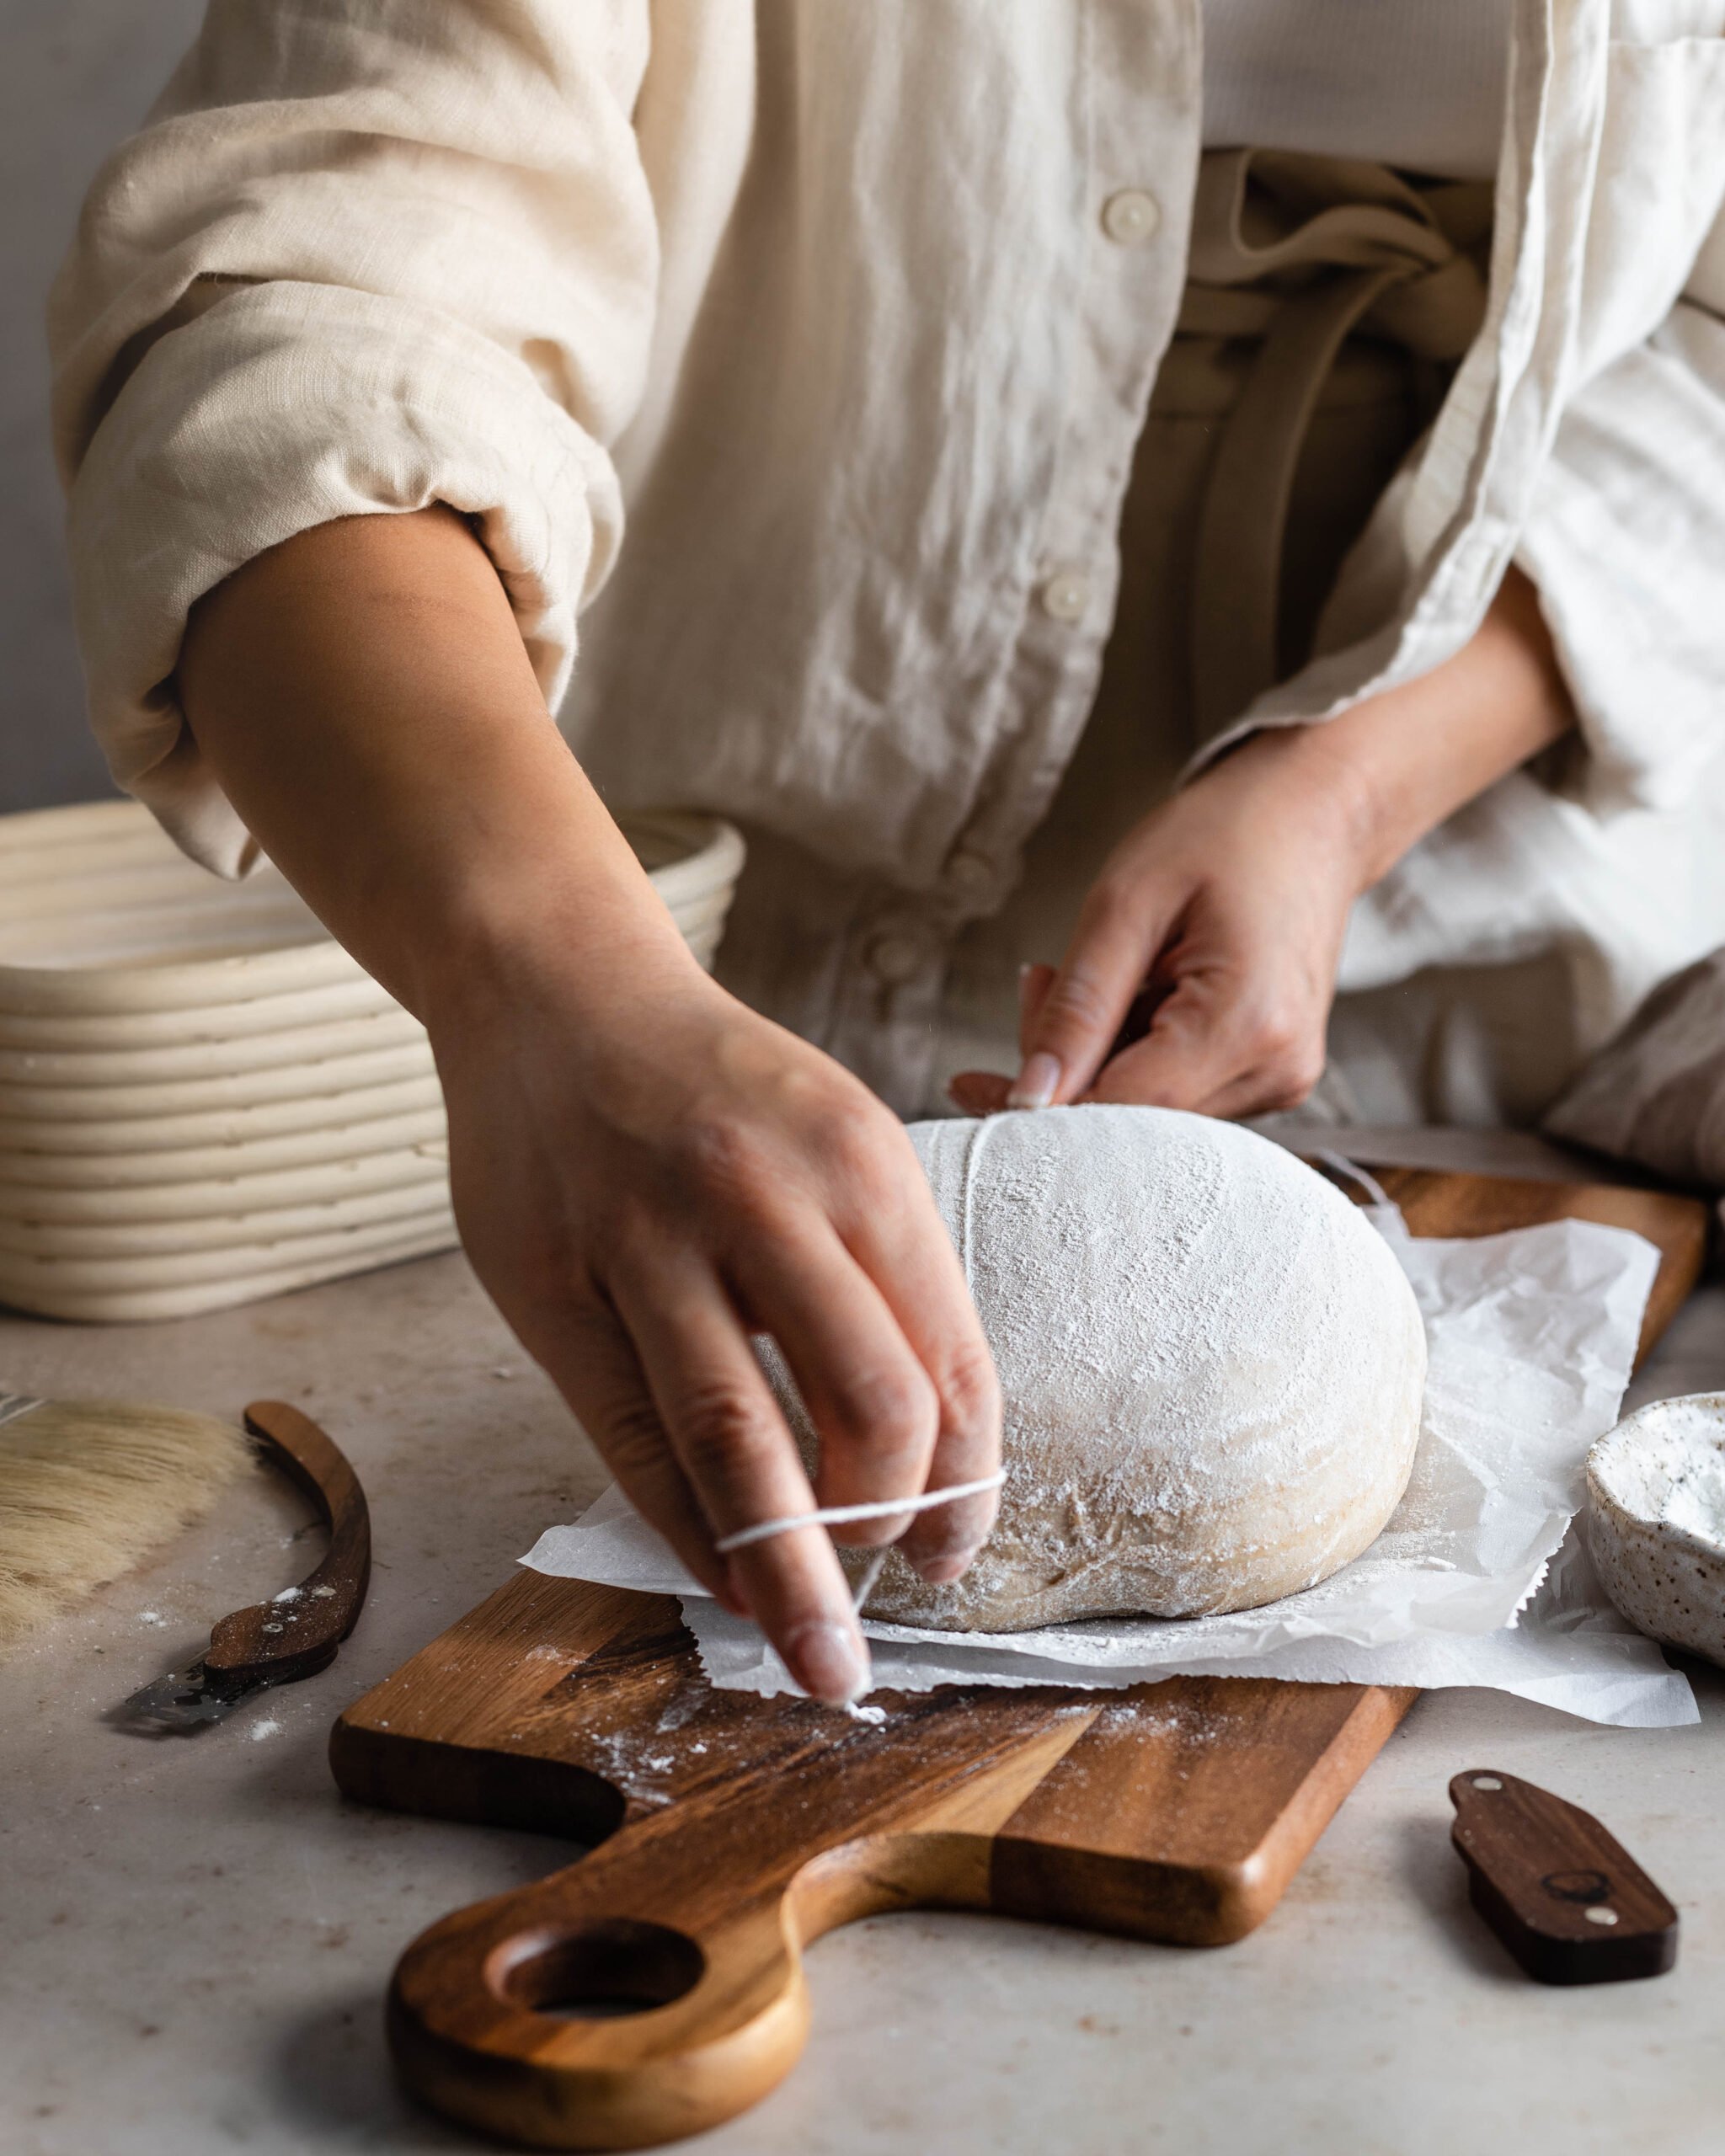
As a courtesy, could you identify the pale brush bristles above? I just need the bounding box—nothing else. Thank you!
[0,1397,254,1652]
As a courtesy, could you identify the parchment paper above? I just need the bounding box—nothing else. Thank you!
[522,1209,1697,1728]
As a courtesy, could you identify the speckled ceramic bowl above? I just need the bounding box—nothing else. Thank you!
[1587,1394,1725,1671]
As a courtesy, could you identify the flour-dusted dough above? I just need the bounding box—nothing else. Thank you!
[772,1105,1427,1630]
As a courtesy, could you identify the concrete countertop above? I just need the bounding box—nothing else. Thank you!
[3,1132,1722,2156]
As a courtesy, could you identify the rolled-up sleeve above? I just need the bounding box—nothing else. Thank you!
[49,0,658,874]
[1515,217,1725,819]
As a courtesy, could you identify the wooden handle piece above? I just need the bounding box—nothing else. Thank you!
[1450,1768,1679,1983]
[201,1400,371,1684]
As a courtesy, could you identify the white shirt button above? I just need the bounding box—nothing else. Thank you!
[1040,566,1092,623]
[1102,188,1162,247]
[947,848,994,899]
[866,931,927,985]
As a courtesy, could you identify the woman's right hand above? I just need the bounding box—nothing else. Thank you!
[177,504,1000,1704]
[428,927,1002,1704]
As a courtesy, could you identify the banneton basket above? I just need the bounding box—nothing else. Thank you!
[0,801,744,1321]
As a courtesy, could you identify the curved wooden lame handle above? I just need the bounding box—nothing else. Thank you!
[203,1401,371,1684]
[387,1705,1092,2151]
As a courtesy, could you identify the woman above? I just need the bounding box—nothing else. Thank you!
[50,3,1725,1700]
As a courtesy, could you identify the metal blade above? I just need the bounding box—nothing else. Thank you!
[109,1658,263,1733]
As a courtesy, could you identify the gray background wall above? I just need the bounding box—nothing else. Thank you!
[3,0,205,815]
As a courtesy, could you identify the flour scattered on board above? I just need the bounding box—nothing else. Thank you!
[250,1718,282,1742]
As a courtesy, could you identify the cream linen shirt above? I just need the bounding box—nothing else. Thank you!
[48,2,1725,1118]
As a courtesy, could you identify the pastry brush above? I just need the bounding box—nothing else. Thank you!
[0,1388,254,1654]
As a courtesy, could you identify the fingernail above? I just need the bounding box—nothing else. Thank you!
[786,1619,868,1705]
[1006,1051,1061,1111]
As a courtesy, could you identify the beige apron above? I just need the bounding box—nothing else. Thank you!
[931,151,1568,1126]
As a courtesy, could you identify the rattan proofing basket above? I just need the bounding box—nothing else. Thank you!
[0,801,745,1321]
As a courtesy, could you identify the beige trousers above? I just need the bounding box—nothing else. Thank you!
[930,152,1571,1127]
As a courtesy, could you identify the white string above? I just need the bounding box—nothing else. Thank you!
[842,1547,891,1618]
[1311,1149,1397,1212]
[713,1470,1006,1556]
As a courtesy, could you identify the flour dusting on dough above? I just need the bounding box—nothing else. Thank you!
[762,1106,1426,1630]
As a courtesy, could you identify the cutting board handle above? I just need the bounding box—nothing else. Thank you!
[389,1826,986,2150]
[385,1705,1091,2151]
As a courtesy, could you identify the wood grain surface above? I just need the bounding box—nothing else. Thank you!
[1366,1163,1706,1362]
[1449,1767,1680,1984]
[332,1164,1708,2149]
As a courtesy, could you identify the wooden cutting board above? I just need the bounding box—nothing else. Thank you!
[331,1165,1707,2152]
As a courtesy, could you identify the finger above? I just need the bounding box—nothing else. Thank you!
[1008,881,1184,1108]
[1085,974,1316,1116]
[1082,981,1253,1110]
[1017,962,1057,1055]
[1197,1061,1322,1120]
[727,1222,941,1547]
[945,965,1059,1114]
[513,1294,748,1614]
[1108,981,1171,1059]
[1179,1030,1328,1120]
[953,964,1141,1116]
[948,1070,1011,1114]
[834,1145,1003,1582]
[610,1251,871,1704]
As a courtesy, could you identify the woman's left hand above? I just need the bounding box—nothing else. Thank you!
[949,566,1578,1122]
[949,721,1372,1120]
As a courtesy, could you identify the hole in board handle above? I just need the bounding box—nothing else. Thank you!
[487,1919,705,2021]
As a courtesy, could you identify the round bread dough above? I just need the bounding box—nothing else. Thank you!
[776,1105,1427,1630]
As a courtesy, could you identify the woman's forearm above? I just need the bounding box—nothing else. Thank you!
[178,504,1003,1707]
[1261,563,1576,890]
[176,505,687,1027]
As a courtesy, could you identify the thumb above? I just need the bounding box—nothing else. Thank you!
[1007,887,1178,1108]
[1085,979,1239,1111]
